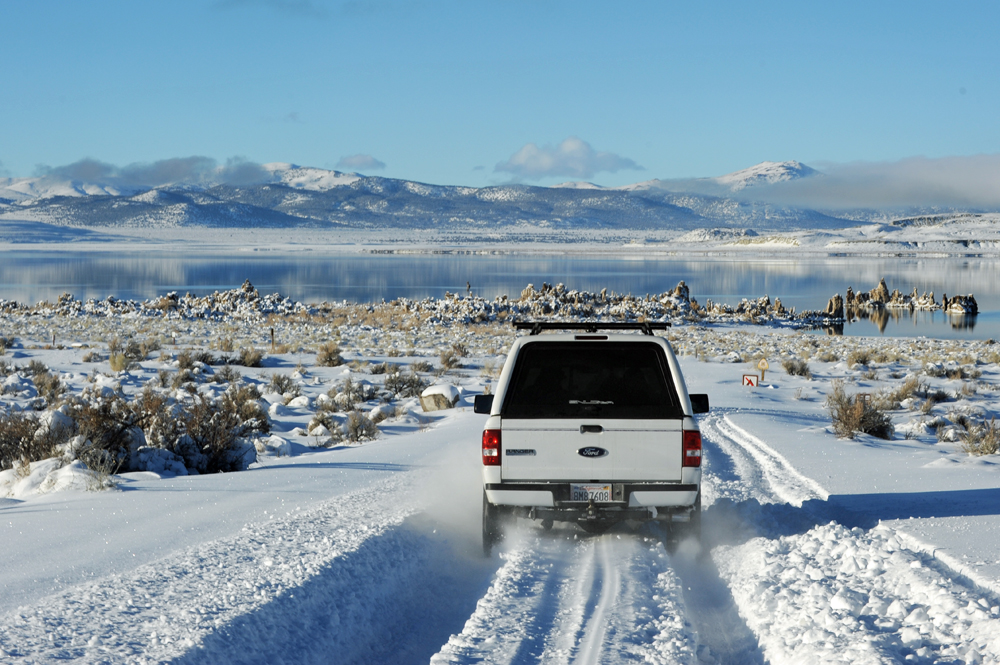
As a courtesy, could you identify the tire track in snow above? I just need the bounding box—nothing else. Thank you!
[702,409,1000,664]
[574,538,620,665]
[705,411,828,506]
[432,529,697,664]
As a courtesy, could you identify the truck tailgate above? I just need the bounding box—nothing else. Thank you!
[501,419,683,482]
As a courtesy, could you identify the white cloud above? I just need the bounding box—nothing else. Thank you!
[746,155,1000,209]
[495,137,643,180]
[335,154,386,171]
[34,156,270,188]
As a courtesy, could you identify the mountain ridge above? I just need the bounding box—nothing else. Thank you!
[0,161,926,233]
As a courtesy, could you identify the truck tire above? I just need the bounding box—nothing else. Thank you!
[482,490,503,557]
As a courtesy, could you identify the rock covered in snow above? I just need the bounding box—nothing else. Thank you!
[420,384,460,411]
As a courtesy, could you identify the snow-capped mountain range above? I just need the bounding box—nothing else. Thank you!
[0,160,865,232]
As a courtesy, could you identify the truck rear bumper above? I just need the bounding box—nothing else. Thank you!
[485,482,698,508]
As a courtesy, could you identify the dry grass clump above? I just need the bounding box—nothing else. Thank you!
[33,371,65,406]
[481,359,503,381]
[176,349,216,370]
[827,380,894,440]
[82,351,101,363]
[439,342,468,370]
[948,366,981,380]
[108,336,161,363]
[871,348,902,364]
[846,348,872,368]
[25,359,49,376]
[893,376,921,402]
[960,418,1000,456]
[109,353,134,372]
[316,342,344,367]
[816,349,839,363]
[411,360,434,373]
[236,347,264,367]
[781,358,811,378]
[958,381,978,398]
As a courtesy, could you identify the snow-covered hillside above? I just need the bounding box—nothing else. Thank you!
[0,161,857,233]
[713,160,819,191]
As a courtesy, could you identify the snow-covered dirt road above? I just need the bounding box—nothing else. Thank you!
[4,401,1000,663]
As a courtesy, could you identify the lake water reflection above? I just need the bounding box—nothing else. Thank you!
[0,250,997,340]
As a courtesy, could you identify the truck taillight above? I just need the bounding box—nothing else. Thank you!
[682,430,702,467]
[482,429,501,466]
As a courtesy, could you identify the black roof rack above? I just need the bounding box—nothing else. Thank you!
[513,321,670,336]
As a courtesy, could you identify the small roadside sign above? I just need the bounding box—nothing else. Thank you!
[743,374,759,387]
[757,358,769,382]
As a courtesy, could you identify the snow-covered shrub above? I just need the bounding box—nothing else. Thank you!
[213,364,242,385]
[384,369,428,399]
[344,410,379,443]
[827,380,894,440]
[316,342,344,367]
[26,359,49,376]
[266,373,300,398]
[331,378,377,410]
[309,398,340,433]
[179,384,270,473]
[0,410,53,471]
[66,387,138,474]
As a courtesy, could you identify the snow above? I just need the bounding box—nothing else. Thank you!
[4,300,1000,662]
[262,162,362,190]
[713,160,819,191]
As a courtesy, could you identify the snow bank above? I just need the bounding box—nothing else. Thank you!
[717,522,1000,664]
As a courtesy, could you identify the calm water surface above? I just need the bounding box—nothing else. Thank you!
[0,250,997,340]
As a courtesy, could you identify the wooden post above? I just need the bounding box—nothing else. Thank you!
[270,327,275,353]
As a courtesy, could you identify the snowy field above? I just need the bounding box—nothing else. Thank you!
[3,287,1000,664]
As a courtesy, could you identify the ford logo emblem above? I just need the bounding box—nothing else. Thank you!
[578,446,609,458]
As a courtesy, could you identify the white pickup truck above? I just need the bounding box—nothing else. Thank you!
[474,322,709,555]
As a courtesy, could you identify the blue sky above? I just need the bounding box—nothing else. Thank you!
[2,1,998,188]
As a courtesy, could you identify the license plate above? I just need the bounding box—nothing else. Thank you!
[570,484,612,502]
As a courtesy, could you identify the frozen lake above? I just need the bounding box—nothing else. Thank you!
[0,250,996,339]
